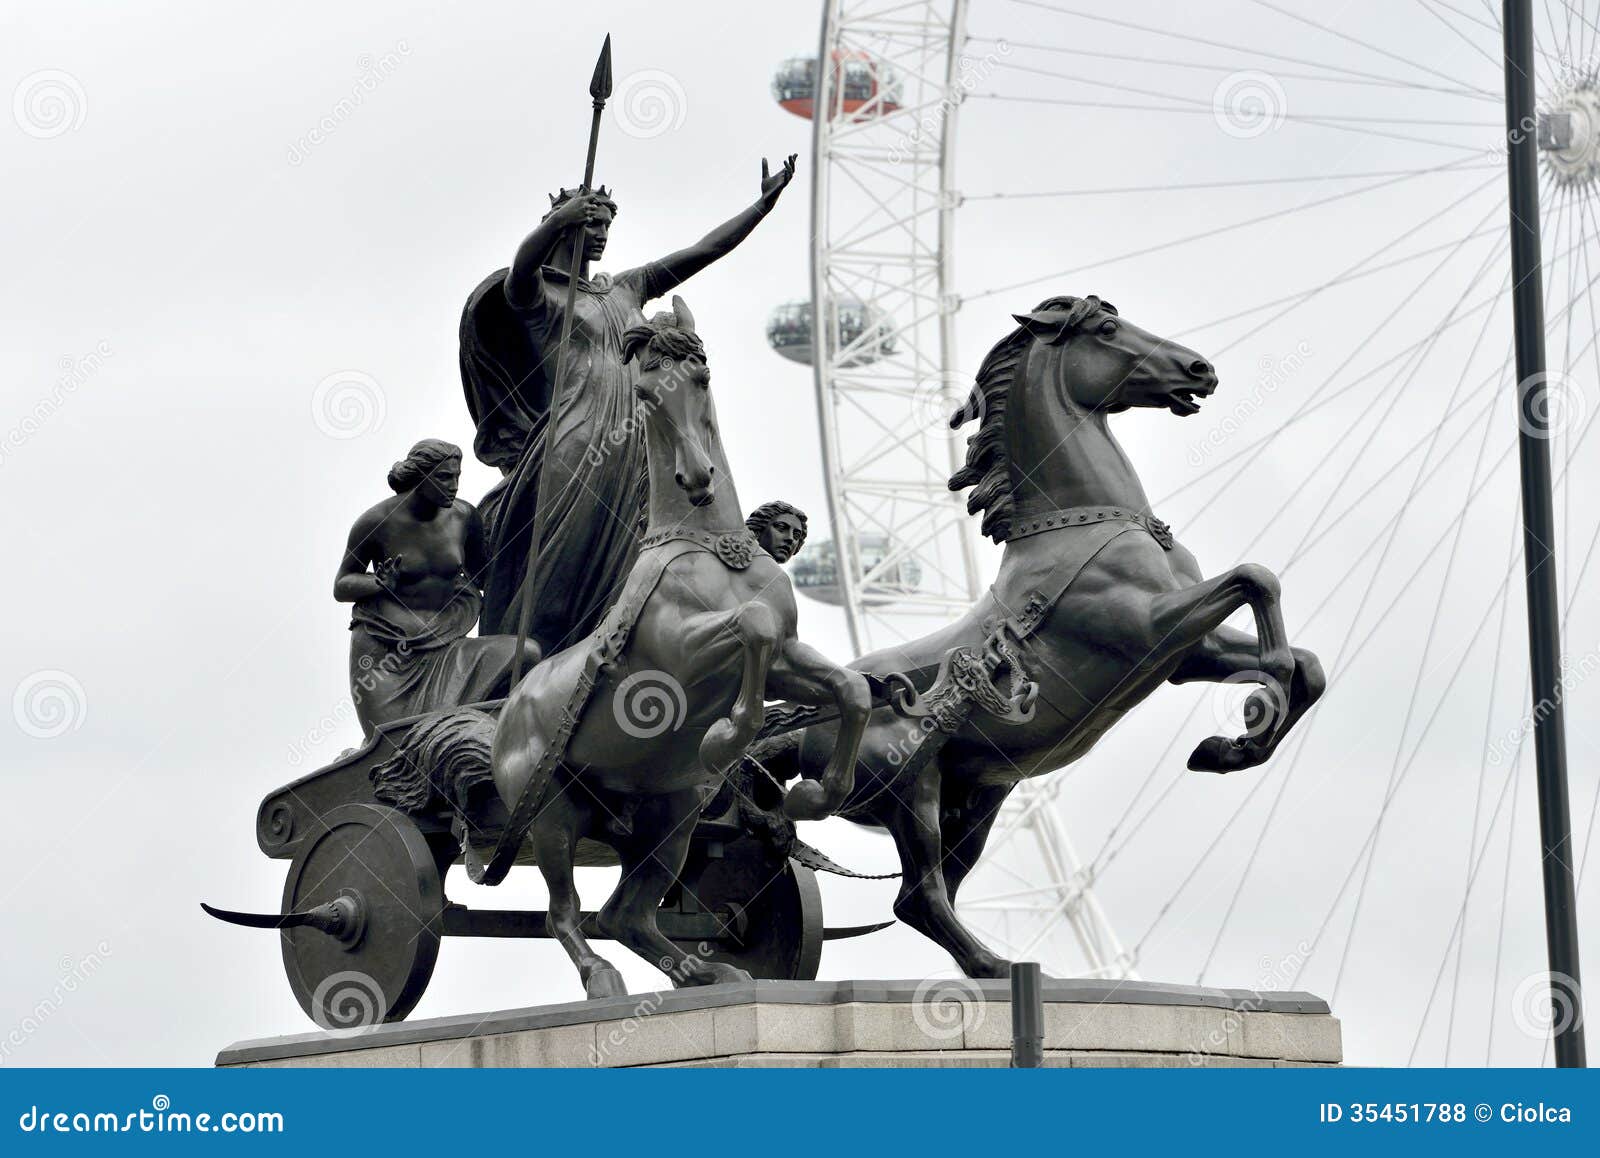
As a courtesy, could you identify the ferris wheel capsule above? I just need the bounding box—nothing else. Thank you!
[790,532,925,606]
[771,51,901,121]
[766,297,898,367]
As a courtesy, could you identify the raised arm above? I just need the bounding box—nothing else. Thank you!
[646,155,796,295]
[505,193,602,307]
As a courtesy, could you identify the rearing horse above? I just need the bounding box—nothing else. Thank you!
[490,297,871,998]
[768,295,1325,979]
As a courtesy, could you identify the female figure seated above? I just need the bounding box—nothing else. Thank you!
[334,439,539,739]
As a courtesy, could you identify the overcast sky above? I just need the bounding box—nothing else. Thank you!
[3,0,1597,1068]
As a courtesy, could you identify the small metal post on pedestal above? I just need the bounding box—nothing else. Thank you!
[1010,961,1043,1068]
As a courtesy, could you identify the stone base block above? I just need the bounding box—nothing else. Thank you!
[217,979,1340,1069]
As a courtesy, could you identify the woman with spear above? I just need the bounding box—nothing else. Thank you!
[460,43,797,655]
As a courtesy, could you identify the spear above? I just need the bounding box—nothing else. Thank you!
[511,33,613,684]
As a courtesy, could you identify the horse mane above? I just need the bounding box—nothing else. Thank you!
[948,295,1115,542]
[621,311,705,370]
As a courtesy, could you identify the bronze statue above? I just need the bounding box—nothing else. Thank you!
[486,299,872,997]
[746,500,807,562]
[208,35,1329,1027]
[334,439,539,739]
[763,296,1325,979]
[460,156,798,654]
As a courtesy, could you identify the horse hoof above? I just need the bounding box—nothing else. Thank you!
[782,780,831,821]
[676,963,753,989]
[1187,735,1262,774]
[584,965,628,999]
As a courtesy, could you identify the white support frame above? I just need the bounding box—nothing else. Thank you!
[806,0,1133,982]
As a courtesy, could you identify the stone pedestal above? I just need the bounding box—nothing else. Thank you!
[216,978,1340,1068]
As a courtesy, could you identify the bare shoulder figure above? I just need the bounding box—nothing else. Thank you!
[334,438,538,738]
[745,500,808,563]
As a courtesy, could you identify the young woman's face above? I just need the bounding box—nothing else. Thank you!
[418,458,461,508]
[582,207,614,261]
[763,514,804,562]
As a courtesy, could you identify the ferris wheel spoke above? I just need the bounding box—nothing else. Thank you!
[975,33,1503,98]
[1406,707,1529,1064]
[964,165,1503,202]
[1416,0,1507,73]
[1166,186,1597,519]
[1249,0,1500,93]
[1189,326,1519,989]
[1169,188,1516,531]
[1196,171,1507,359]
[1159,430,1513,963]
[984,57,1502,127]
[1275,205,1521,568]
[1003,0,1499,96]
[1486,743,1529,1063]
[1179,222,1501,346]
[1315,190,1576,1002]
[1294,534,1526,995]
[969,163,1501,304]
[974,93,1498,150]
[1443,511,1522,1063]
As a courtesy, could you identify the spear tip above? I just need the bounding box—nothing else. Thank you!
[591,33,613,101]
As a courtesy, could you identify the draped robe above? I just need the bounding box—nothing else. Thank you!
[460,262,665,652]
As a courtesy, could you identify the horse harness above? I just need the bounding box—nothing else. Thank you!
[468,526,764,886]
[1004,504,1174,548]
[814,508,1177,810]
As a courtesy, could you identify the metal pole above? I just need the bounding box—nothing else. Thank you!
[1010,961,1043,1068]
[511,35,613,684]
[1502,0,1585,1068]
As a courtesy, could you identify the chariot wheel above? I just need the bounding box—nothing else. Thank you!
[673,854,823,981]
[280,803,443,1029]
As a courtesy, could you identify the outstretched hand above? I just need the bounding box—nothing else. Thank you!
[758,153,798,212]
[373,554,403,592]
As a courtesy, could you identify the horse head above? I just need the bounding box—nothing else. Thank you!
[1011,295,1217,416]
[951,295,1219,541]
[623,295,720,508]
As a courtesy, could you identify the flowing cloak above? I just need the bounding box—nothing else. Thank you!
[460,261,666,650]
[348,586,522,740]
